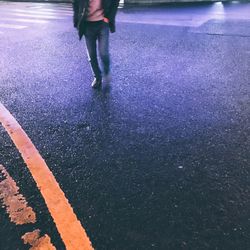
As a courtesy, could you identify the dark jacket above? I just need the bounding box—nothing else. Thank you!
[73,0,120,40]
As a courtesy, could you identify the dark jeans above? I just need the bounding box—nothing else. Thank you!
[84,21,110,80]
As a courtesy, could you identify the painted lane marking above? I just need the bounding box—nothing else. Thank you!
[11,13,66,20]
[28,6,72,11]
[0,165,56,249]
[117,19,203,28]
[9,9,72,16]
[27,6,44,9]
[0,103,93,250]
[34,8,73,13]
[0,23,27,29]
[22,229,56,250]
[0,164,36,225]
[0,18,48,24]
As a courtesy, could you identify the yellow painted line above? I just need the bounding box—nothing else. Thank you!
[0,103,93,250]
[0,164,36,225]
[0,165,56,249]
[22,229,56,250]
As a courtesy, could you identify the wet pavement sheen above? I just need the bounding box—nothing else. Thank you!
[0,1,250,249]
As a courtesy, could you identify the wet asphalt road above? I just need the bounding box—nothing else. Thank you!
[0,1,250,249]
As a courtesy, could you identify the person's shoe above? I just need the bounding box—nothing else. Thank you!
[91,78,102,89]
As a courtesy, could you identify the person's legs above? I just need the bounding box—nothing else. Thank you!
[98,22,110,78]
[85,23,102,81]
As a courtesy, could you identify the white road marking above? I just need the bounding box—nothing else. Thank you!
[11,13,66,20]
[11,9,72,16]
[28,6,43,9]
[0,18,48,24]
[40,8,72,13]
[117,19,204,28]
[0,23,27,29]
[0,3,72,33]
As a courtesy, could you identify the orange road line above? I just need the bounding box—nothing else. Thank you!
[22,229,56,250]
[0,103,93,250]
[0,164,36,225]
[0,166,56,249]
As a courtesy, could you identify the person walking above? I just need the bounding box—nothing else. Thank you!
[73,0,120,89]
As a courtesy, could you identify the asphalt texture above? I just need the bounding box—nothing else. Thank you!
[0,1,250,249]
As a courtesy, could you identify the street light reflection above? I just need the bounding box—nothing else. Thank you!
[210,1,225,20]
